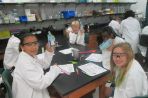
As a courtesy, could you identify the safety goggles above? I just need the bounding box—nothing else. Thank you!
[23,41,39,46]
[112,53,127,58]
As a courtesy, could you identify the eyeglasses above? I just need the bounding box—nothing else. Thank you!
[112,53,127,58]
[23,41,39,46]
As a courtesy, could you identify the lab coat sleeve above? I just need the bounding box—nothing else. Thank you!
[22,63,61,90]
[119,22,124,36]
[114,77,136,98]
[3,37,20,69]
[76,32,85,46]
[137,21,141,33]
[37,50,54,69]
[69,32,77,44]
[114,73,146,98]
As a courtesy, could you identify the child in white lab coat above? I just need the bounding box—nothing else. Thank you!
[100,26,125,70]
[105,42,148,98]
[139,26,148,57]
[109,16,121,37]
[12,33,61,98]
[120,10,141,54]
[65,20,85,46]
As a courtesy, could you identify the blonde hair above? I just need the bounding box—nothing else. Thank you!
[110,42,134,87]
[71,20,80,28]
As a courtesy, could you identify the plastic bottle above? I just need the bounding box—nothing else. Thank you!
[47,31,55,46]
[12,9,19,24]
[78,19,83,29]
[84,25,89,44]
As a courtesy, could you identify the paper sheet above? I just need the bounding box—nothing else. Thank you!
[59,64,75,74]
[102,50,111,70]
[85,53,102,62]
[59,48,73,54]
[78,63,107,76]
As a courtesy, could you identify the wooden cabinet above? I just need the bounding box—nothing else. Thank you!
[88,33,98,49]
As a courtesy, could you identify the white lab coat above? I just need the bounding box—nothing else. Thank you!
[120,17,141,54]
[109,20,121,37]
[3,35,20,69]
[12,51,61,98]
[114,59,148,98]
[102,36,125,70]
[138,26,148,57]
[67,27,85,46]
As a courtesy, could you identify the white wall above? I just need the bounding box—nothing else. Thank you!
[130,0,147,18]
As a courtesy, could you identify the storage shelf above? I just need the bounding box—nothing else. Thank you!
[0,1,134,32]
[0,2,136,5]
[0,13,124,25]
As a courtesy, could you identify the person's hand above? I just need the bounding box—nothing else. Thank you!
[50,64,61,76]
[45,43,55,52]
[79,29,85,35]
[66,29,71,34]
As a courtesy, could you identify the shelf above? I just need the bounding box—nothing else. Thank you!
[0,37,10,40]
[0,2,137,5]
[0,13,124,25]
[0,1,134,32]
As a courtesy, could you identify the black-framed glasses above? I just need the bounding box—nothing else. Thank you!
[23,41,39,46]
[112,53,127,58]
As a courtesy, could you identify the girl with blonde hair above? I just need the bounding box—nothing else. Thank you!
[65,20,85,45]
[106,42,148,98]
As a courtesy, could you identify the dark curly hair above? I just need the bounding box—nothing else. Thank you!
[124,10,135,19]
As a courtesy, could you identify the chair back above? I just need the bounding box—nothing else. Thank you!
[139,34,148,64]
[133,95,148,98]
[84,32,89,44]
[139,34,148,47]
[2,69,13,98]
[0,68,4,74]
